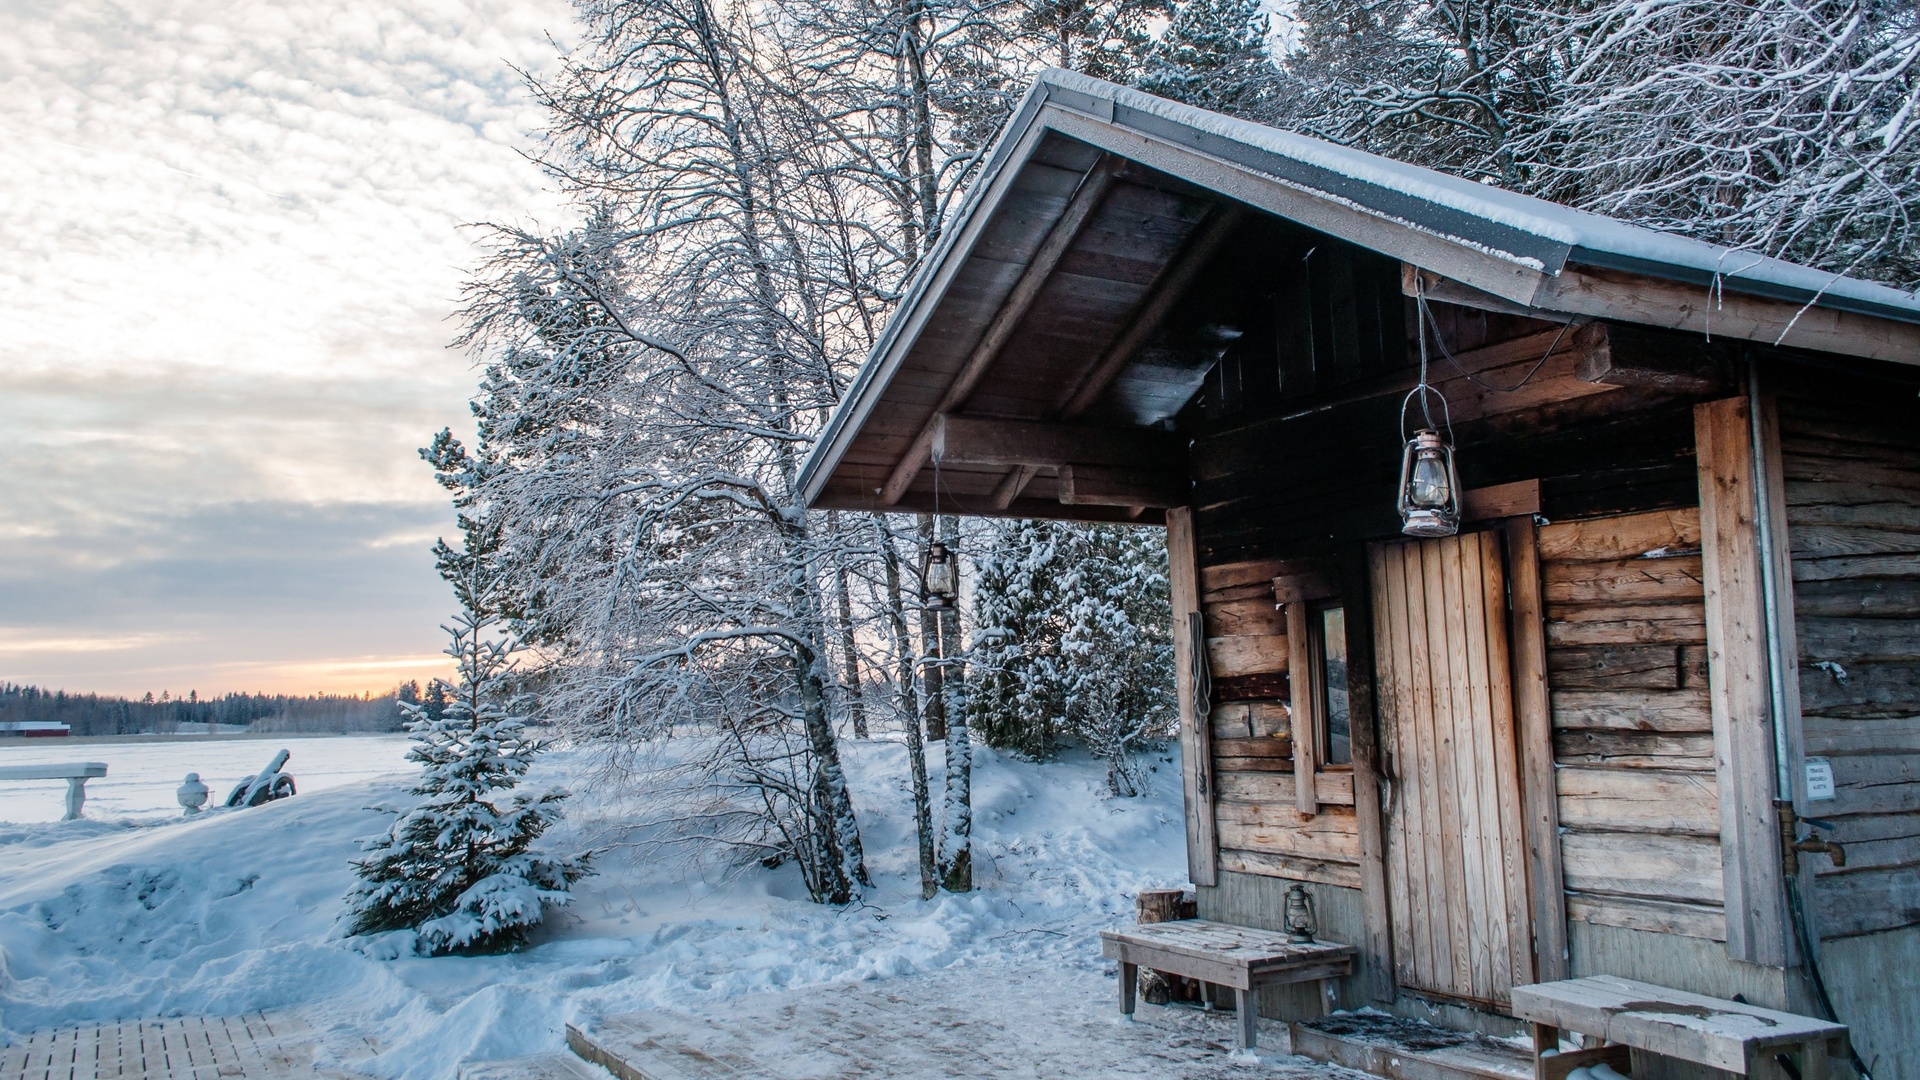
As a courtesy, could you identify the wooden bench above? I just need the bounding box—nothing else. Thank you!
[0,762,108,820]
[1511,976,1849,1080]
[1099,918,1354,1050]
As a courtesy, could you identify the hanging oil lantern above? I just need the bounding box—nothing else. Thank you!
[923,540,958,608]
[1397,427,1461,538]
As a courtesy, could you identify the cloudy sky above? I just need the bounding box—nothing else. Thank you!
[0,0,576,697]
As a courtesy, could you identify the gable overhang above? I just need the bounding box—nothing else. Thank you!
[799,69,1920,520]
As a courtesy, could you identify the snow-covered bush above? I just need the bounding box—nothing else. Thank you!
[345,520,590,955]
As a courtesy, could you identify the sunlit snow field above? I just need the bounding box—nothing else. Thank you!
[0,734,1191,1079]
[0,733,413,824]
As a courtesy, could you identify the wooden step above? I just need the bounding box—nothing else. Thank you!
[1290,1013,1534,1080]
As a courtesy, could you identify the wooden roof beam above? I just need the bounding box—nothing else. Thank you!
[989,201,1244,509]
[1061,464,1187,508]
[990,465,1042,510]
[878,155,1124,505]
[1408,263,1920,364]
[930,414,1183,472]
[1055,202,1246,419]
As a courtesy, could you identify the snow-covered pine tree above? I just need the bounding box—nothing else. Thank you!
[1057,524,1175,796]
[967,519,1069,760]
[345,514,590,955]
[1136,0,1283,119]
[966,520,1175,794]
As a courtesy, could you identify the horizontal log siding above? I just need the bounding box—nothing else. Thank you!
[1179,315,1714,925]
[1541,507,1727,940]
[1197,559,1361,888]
[1780,394,1920,940]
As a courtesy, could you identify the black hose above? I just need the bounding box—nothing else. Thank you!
[1784,869,1873,1080]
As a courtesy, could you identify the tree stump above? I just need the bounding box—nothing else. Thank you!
[1134,889,1202,1004]
[1136,888,1195,924]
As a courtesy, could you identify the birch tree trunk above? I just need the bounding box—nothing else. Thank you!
[882,520,938,898]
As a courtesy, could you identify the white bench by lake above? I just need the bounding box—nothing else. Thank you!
[0,762,109,820]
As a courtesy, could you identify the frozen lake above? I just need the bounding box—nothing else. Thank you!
[0,733,413,823]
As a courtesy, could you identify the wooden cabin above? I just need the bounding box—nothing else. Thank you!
[798,70,1920,1079]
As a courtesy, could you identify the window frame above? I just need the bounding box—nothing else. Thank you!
[1275,564,1348,816]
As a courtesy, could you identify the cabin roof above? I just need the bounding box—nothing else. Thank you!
[798,69,1920,521]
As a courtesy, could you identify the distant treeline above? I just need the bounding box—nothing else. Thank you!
[0,682,454,737]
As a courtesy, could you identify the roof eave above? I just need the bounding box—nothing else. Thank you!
[797,79,1061,508]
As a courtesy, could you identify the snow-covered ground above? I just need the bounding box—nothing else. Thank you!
[0,736,1194,1079]
[0,734,413,825]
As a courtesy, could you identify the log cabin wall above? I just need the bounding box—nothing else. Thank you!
[1177,233,1738,1029]
[1770,360,1920,1074]
[1774,381,1920,939]
[1539,508,1725,943]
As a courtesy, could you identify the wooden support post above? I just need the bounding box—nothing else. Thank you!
[1695,396,1792,967]
[1288,601,1320,816]
[1799,1037,1831,1080]
[1168,507,1218,887]
[1136,888,1193,924]
[1505,515,1569,982]
[1120,961,1138,1015]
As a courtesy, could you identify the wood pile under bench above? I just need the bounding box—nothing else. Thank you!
[1099,918,1354,1049]
[1511,976,1848,1080]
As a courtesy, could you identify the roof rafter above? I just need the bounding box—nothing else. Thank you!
[879,154,1125,506]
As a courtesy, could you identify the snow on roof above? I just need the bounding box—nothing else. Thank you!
[1035,68,1920,325]
[797,71,1920,509]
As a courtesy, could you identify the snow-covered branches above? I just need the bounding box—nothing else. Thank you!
[1524,0,1920,287]
[1285,0,1920,288]
[967,521,1175,796]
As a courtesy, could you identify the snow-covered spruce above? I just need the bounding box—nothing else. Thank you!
[345,520,590,956]
[968,521,1175,796]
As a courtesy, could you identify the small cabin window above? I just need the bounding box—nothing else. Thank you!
[1318,606,1352,765]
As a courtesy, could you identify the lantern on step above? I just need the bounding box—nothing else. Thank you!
[923,540,958,609]
[1397,428,1461,538]
[1284,883,1317,944]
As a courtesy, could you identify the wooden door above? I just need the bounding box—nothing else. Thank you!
[1368,531,1534,1009]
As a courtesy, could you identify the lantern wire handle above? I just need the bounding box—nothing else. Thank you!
[1403,275,1454,445]
[1397,276,1451,449]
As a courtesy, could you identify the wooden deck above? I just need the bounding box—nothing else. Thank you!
[565,962,1365,1080]
[0,1013,370,1080]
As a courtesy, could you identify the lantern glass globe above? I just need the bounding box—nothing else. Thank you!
[1409,447,1452,508]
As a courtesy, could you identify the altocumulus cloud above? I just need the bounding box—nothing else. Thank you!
[0,0,576,696]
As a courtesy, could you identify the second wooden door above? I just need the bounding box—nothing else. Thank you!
[1368,530,1534,1009]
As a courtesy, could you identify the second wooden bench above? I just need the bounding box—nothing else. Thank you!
[1512,975,1849,1080]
